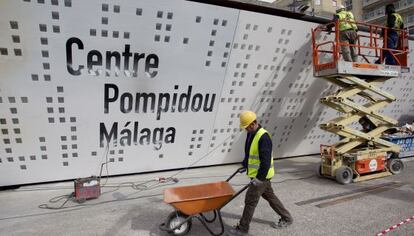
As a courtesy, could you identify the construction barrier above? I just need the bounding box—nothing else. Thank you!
[383,134,414,158]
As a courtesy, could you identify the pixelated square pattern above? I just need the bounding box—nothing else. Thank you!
[0,0,413,186]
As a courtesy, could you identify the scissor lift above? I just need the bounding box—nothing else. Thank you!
[312,20,409,184]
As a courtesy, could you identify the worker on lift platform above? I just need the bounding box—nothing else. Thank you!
[376,3,404,65]
[329,4,358,62]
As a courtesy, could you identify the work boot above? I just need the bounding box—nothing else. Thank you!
[272,218,292,229]
[227,225,248,236]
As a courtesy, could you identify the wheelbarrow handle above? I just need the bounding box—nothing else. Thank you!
[220,180,252,209]
[226,167,246,182]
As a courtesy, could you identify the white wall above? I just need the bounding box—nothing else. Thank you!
[0,0,413,186]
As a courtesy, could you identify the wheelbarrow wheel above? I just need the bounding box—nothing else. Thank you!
[166,211,192,236]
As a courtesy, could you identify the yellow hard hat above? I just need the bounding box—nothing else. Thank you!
[239,111,257,129]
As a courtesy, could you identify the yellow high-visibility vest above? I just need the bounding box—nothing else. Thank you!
[336,11,357,31]
[247,128,275,179]
[385,13,403,30]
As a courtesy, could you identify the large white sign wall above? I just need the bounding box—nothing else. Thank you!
[0,0,413,186]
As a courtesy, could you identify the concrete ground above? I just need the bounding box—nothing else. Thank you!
[0,155,413,236]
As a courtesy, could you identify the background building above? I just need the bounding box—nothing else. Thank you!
[343,0,362,21]
[270,0,414,35]
[272,0,343,19]
[344,0,414,35]
[361,0,414,35]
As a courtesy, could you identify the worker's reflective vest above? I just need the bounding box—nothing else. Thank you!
[247,128,275,179]
[336,11,357,31]
[385,13,403,30]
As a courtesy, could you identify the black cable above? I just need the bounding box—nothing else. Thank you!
[36,174,314,211]
[35,132,316,210]
[37,176,178,210]
[39,143,111,210]
[98,142,110,187]
[38,192,75,210]
[21,169,314,193]
[100,179,159,195]
[90,132,239,198]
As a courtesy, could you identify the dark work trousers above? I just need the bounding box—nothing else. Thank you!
[339,29,358,62]
[383,31,399,65]
[238,180,292,232]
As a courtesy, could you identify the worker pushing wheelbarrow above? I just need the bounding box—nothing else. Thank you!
[159,167,250,236]
[161,111,294,235]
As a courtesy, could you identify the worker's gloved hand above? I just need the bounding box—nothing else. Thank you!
[251,178,263,187]
[238,167,247,173]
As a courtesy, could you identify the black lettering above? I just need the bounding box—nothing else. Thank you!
[145,54,159,78]
[165,127,176,143]
[171,85,179,112]
[104,83,119,113]
[120,125,132,146]
[120,92,133,113]
[66,37,84,75]
[153,128,164,145]
[106,51,121,76]
[133,121,138,144]
[87,50,102,72]
[157,93,170,120]
[100,122,117,147]
[133,53,145,77]
[191,93,203,112]
[65,38,159,79]
[140,128,151,145]
[178,86,192,112]
[123,44,132,71]
[135,93,156,113]
[203,94,216,112]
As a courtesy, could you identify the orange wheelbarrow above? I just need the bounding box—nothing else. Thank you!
[159,167,251,236]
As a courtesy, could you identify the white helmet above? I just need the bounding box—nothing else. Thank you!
[336,4,346,12]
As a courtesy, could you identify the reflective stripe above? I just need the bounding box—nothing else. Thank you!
[248,164,260,169]
[395,14,403,29]
[248,155,260,160]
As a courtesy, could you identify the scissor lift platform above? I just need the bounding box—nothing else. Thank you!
[312,20,408,184]
[314,61,401,78]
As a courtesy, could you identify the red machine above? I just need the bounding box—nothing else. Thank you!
[73,149,108,202]
[74,176,101,202]
[355,157,386,174]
